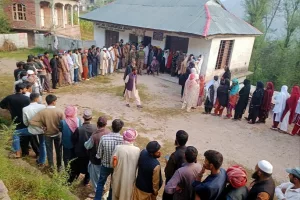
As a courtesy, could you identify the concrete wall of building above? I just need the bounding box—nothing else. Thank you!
[35,33,95,50]
[206,36,255,77]
[4,0,37,30]
[0,33,28,48]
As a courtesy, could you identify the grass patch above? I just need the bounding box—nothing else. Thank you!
[0,123,76,200]
[0,75,14,98]
[0,48,52,60]
[143,107,183,118]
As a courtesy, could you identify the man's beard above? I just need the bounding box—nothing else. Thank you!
[252,171,259,180]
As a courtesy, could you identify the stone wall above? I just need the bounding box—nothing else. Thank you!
[0,33,29,48]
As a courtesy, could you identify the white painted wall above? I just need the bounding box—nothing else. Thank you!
[93,26,255,78]
[0,33,28,48]
[206,36,255,77]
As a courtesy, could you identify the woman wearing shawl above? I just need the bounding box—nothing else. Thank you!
[60,105,81,167]
[279,86,300,133]
[271,85,290,130]
[213,79,230,116]
[291,99,300,135]
[181,73,200,112]
[247,82,264,124]
[197,75,206,107]
[233,79,251,120]
[180,54,189,75]
[222,165,248,200]
[225,78,240,118]
[203,76,219,114]
[258,82,274,123]
[147,56,160,76]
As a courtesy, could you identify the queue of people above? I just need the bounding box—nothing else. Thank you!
[180,64,300,136]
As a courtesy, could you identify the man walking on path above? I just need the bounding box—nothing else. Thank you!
[30,94,64,171]
[67,50,74,84]
[94,119,124,200]
[0,83,30,157]
[69,109,97,185]
[124,68,142,108]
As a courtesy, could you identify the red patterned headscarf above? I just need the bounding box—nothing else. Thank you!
[287,86,300,124]
[227,165,247,188]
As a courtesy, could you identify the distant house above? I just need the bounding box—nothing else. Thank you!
[81,0,262,79]
[3,0,81,47]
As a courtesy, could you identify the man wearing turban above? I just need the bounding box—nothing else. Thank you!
[223,165,248,200]
[111,129,140,200]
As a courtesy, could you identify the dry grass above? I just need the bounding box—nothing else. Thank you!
[0,75,14,99]
[0,48,51,60]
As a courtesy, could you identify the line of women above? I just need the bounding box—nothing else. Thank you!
[181,69,300,136]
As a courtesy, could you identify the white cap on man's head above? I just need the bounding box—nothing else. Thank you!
[258,160,273,174]
[103,48,107,51]
[27,70,34,75]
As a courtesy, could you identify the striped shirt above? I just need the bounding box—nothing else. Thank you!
[96,132,123,168]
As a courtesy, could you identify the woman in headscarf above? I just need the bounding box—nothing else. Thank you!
[247,82,264,124]
[60,105,81,168]
[111,129,140,200]
[181,73,200,112]
[222,66,231,81]
[213,79,230,116]
[271,85,290,130]
[279,86,300,133]
[203,76,219,114]
[222,165,248,200]
[225,78,240,119]
[180,54,189,75]
[291,99,300,135]
[197,75,206,107]
[258,82,274,123]
[233,79,251,120]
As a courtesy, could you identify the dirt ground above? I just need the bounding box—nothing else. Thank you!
[1,58,299,189]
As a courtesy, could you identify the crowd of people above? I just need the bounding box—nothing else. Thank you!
[0,40,299,200]
[180,65,300,136]
[0,87,299,200]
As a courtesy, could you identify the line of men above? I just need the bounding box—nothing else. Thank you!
[0,82,299,200]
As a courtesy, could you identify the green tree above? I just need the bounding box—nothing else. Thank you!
[0,0,11,33]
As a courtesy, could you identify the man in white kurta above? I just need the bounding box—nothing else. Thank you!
[100,48,108,76]
[111,129,140,200]
[124,68,142,108]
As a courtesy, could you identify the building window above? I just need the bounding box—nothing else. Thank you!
[215,40,234,70]
[13,3,26,21]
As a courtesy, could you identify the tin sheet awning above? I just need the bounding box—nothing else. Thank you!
[80,0,262,37]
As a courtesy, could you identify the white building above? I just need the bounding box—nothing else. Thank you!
[81,0,262,79]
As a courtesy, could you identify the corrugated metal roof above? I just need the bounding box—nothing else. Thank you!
[80,0,262,37]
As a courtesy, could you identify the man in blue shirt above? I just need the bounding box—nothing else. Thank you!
[192,150,227,200]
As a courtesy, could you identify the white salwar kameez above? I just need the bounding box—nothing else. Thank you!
[182,76,200,112]
[273,86,290,122]
[111,144,140,200]
[124,75,141,106]
[280,111,290,132]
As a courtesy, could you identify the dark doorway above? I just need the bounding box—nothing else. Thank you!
[165,36,189,53]
[105,30,119,47]
[129,34,138,45]
[143,36,152,46]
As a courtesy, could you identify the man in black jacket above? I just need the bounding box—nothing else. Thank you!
[163,130,189,200]
[50,54,59,89]
[69,109,97,185]
[247,160,275,200]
